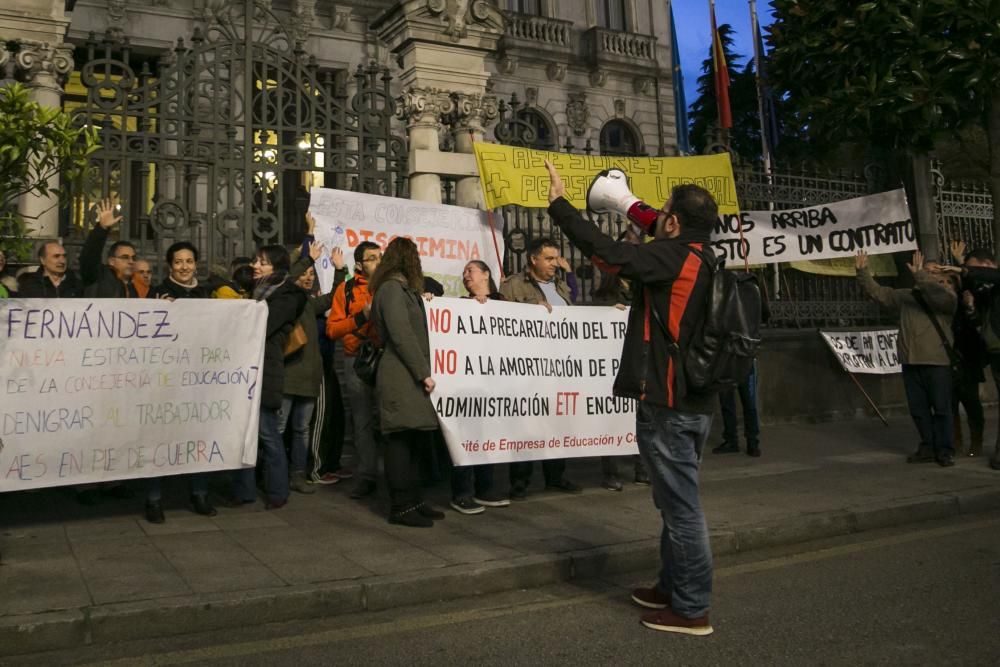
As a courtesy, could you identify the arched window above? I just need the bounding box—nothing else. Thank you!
[600,120,641,156]
[495,98,558,150]
[517,109,556,150]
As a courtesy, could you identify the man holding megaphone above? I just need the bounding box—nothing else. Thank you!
[544,160,719,636]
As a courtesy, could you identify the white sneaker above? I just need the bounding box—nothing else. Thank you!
[450,498,485,515]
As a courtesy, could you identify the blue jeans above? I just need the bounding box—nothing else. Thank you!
[343,358,381,481]
[280,396,316,474]
[233,407,288,504]
[720,360,759,445]
[635,401,713,619]
[902,364,954,458]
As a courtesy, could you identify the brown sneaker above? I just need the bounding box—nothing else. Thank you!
[640,609,713,636]
[630,585,671,610]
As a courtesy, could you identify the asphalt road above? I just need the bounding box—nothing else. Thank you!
[13,511,1000,666]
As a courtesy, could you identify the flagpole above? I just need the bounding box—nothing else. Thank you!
[709,0,729,150]
[749,0,772,175]
[749,0,781,300]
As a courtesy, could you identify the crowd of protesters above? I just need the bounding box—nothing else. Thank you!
[5,179,1000,638]
[0,198,663,528]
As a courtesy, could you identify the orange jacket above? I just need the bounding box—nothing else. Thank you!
[326,272,373,357]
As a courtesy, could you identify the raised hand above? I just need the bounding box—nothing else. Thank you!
[556,256,571,273]
[96,198,123,229]
[855,250,868,271]
[543,159,566,203]
[907,250,925,274]
[305,211,316,234]
[330,246,345,270]
[308,240,324,262]
[950,239,967,264]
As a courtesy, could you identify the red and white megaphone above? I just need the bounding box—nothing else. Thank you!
[586,168,662,236]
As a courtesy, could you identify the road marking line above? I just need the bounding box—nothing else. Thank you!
[78,516,1000,666]
[716,516,1000,578]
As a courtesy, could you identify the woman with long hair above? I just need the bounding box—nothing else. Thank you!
[369,237,443,527]
[447,260,509,515]
[230,244,307,510]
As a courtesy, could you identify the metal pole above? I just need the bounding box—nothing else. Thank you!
[847,371,889,427]
[654,0,667,156]
[749,0,780,299]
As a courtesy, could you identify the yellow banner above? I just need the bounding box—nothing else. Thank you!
[789,255,898,278]
[473,144,740,215]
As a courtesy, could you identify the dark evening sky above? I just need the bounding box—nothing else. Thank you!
[671,0,775,108]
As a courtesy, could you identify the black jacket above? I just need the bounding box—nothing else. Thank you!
[258,279,308,410]
[80,226,138,298]
[16,271,83,298]
[148,278,211,300]
[548,198,716,413]
[963,266,1000,357]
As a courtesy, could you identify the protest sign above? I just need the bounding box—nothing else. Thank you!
[712,189,915,265]
[473,143,740,215]
[0,299,266,491]
[820,329,901,375]
[426,298,637,465]
[308,188,504,296]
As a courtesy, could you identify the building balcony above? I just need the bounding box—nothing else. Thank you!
[583,26,658,70]
[500,11,575,58]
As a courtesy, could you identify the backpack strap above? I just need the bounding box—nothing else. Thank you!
[911,289,961,367]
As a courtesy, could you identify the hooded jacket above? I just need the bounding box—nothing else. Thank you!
[326,271,374,357]
[548,197,717,414]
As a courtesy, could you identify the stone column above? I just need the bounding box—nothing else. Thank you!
[450,92,497,209]
[396,87,453,204]
[15,40,74,239]
[372,0,505,206]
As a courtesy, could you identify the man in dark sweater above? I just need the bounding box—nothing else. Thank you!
[80,198,138,298]
[544,161,718,636]
[17,241,83,298]
[75,198,138,505]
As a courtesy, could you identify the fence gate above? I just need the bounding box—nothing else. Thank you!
[66,0,407,274]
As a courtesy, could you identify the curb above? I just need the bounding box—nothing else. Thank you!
[3,485,1000,656]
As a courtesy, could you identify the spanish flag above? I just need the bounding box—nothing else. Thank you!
[710,2,733,129]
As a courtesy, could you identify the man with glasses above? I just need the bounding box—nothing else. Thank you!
[80,198,138,298]
[75,197,138,505]
[326,241,384,500]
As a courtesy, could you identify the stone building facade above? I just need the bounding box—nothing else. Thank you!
[1,0,680,269]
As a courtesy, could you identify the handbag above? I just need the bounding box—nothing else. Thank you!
[283,322,308,357]
[353,339,383,386]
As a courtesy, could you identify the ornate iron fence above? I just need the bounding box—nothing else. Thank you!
[934,161,995,258]
[63,0,406,278]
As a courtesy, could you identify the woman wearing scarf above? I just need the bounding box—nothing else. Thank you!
[230,244,307,509]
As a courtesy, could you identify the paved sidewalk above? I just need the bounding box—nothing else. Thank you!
[2,415,999,655]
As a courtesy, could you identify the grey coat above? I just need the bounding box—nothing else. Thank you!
[371,275,439,434]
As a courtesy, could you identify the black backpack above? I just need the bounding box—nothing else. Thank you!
[653,247,762,393]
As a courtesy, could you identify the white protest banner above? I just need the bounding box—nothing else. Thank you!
[820,329,901,375]
[308,188,504,296]
[0,299,266,491]
[712,189,915,265]
[426,298,637,465]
